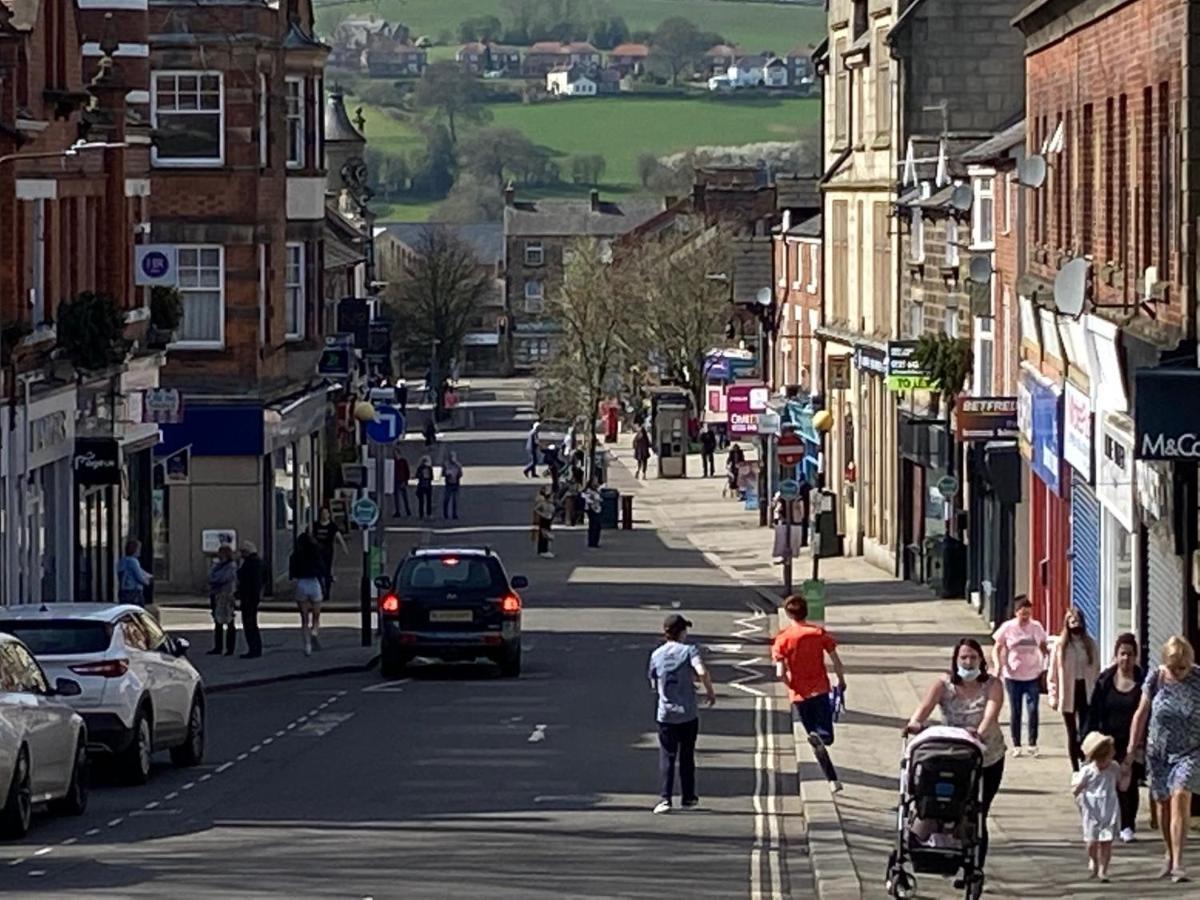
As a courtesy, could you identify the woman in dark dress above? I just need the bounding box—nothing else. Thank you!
[1089,632,1145,842]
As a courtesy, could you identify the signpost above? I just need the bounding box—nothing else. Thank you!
[777,433,805,468]
[351,497,380,528]
[936,474,959,498]
[360,403,406,647]
[365,405,405,445]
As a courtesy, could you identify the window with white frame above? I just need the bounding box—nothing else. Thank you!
[974,316,994,394]
[314,76,323,167]
[945,218,961,267]
[286,77,305,168]
[258,73,268,168]
[1003,172,1016,235]
[943,304,959,338]
[175,246,223,346]
[908,301,924,338]
[973,175,995,246]
[285,243,306,339]
[524,280,543,312]
[909,207,925,262]
[152,72,223,165]
[792,244,803,289]
[806,243,818,292]
[524,241,544,266]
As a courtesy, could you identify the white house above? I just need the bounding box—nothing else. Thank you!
[709,55,787,90]
[763,57,789,87]
[547,65,597,97]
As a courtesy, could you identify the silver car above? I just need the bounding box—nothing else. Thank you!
[0,633,88,838]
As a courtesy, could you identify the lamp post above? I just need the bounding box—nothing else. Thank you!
[811,408,834,582]
[353,400,377,646]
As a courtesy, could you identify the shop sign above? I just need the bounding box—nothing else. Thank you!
[886,341,935,391]
[1134,369,1200,460]
[73,437,121,486]
[143,388,183,425]
[1063,381,1093,481]
[727,384,769,436]
[853,345,888,376]
[827,355,851,390]
[1096,413,1135,532]
[956,397,1018,441]
[201,529,237,553]
[1022,370,1063,495]
[30,410,68,456]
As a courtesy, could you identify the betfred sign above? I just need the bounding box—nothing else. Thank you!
[727,384,769,436]
[956,397,1018,441]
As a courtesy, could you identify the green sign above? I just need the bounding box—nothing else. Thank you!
[801,578,826,621]
[936,475,959,498]
[886,374,936,391]
[886,341,937,393]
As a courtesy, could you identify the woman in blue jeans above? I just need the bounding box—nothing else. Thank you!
[992,595,1049,756]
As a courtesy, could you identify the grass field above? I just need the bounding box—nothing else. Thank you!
[358,92,819,221]
[315,0,825,58]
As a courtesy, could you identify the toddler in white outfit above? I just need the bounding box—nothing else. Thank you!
[1072,732,1127,882]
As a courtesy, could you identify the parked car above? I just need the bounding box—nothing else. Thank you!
[375,548,528,678]
[0,605,204,785]
[0,633,88,838]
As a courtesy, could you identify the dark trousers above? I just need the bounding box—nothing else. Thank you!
[417,486,432,517]
[212,622,236,655]
[635,457,648,478]
[658,718,699,802]
[701,451,715,477]
[536,518,552,555]
[523,455,538,477]
[443,485,459,519]
[1005,677,1040,747]
[1062,679,1089,771]
[586,510,601,547]
[979,758,1005,866]
[393,486,410,517]
[793,695,839,783]
[241,600,262,656]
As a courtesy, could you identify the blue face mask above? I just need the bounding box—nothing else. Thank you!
[957,666,981,681]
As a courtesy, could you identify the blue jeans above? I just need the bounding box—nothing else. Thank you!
[1006,677,1040,747]
[443,485,459,519]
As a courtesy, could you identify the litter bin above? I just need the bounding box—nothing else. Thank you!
[621,494,633,530]
[925,534,966,598]
[600,487,620,529]
[813,489,840,558]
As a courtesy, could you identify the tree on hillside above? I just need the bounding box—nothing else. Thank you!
[570,153,606,186]
[458,15,504,43]
[384,228,493,417]
[409,124,456,198]
[636,152,662,188]
[412,60,491,144]
[589,15,629,50]
[649,17,707,86]
[459,127,545,189]
[431,176,506,223]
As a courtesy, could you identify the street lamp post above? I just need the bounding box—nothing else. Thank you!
[353,399,377,646]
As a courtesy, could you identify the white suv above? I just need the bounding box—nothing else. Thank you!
[0,605,204,784]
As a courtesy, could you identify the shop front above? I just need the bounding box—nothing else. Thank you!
[263,390,330,585]
[1020,365,1070,629]
[1063,380,1101,635]
[853,344,895,571]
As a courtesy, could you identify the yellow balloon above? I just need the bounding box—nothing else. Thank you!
[812,409,833,433]
[353,401,377,422]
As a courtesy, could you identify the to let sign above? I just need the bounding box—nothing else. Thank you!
[956,397,1018,441]
[886,341,935,391]
[74,437,121,486]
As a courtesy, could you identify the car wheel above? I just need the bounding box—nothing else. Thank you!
[52,738,88,816]
[380,644,408,678]
[497,648,522,678]
[170,694,205,768]
[0,747,32,839]
[119,708,153,785]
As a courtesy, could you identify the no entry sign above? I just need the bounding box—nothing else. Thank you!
[777,432,804,467]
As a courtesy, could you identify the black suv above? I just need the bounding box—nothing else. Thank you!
[375,548,528,678]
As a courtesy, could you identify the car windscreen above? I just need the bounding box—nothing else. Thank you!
[0,620,113,655]
[398,557,505,592]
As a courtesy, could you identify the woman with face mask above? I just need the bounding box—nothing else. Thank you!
[905,637,1007,867]
[1048,605,1101,772]
[1088,633,1144,843]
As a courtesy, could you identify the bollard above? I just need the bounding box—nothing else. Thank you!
[621,494,633,530]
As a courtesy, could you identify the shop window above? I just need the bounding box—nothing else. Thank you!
[273,445,296,579]
[152,72,224,166]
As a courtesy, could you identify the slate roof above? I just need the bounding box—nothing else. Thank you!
[775,174,820,212]
[731,236,774,305]
[961,119,1026,163]
[324,91,364,143]
[786,213,822,238]
[504,197,663,237]
[283,21,327,51]
[379,222,504,264]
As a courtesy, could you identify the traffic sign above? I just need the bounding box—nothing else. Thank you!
[350,498,380,528]
[317,346,352,377]
[779,478,801,501]
[365,404,405,444]
[777,432,805,467]
[936,475,959,498]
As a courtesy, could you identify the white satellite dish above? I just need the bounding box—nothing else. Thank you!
[1018,155,1047,189]
[756,287,773,306]
[1053,257,1089,317]
[968,255,992,284]
[950,184,973,212]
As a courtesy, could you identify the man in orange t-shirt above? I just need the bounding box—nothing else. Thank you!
[772,593,846,791]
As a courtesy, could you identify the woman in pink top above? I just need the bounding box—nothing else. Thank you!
[992,595,1049,757]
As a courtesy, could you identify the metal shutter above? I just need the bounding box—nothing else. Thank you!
[1069,473,1102,635]
[1146,522,1184,665]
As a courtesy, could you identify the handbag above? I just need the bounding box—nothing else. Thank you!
[1038,670,1049,695]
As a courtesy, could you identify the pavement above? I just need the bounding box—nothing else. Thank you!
[0,378,808,899]
[609,437,1185,899]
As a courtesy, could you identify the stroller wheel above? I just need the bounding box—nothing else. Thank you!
[886,873,916,899]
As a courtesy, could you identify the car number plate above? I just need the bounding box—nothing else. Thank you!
[429,609,473,623]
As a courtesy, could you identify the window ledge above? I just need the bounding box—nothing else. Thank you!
[168,341,225,351]
[872,136,890,150]
[152,159,225,169]
[968,242,996,253]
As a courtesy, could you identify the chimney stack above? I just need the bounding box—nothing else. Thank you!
[782,210,792,232]
[590,189,600,211]
[504,183,516,206]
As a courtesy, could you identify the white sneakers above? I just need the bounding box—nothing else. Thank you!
[1010,745,1040,758]
[652,800,671,814]
[539,552,555,559]
[1011,747,1024,758]
[1119,827,1135,843]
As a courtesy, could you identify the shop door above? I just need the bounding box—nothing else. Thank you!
[1069,474,1102,635]
[1146,521,1184,664]
[1031,476,1071,628]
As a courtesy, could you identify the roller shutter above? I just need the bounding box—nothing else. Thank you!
[1146,521,1184,664]
[1069,473,1102,635]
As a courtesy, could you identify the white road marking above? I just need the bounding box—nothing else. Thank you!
[144,801,159,810]
[33,847,52,857]
[250,745,262,753]
[527,724,547,743]
[84,828,101,836]
[236,753,248,761]
[60,838,77,846]
[199,774,213,782]
[28,870,45,877]
[8,858,26,867]
[164,792,179,800]
[216,762,233,773]
[182,781,196,790]
[107,818,124,827]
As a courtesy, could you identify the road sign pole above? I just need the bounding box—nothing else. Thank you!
[783,497,793,595]
[359,442,371,647]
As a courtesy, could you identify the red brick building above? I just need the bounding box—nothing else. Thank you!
[772,212,822,395]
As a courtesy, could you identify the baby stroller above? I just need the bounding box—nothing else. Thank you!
[885,726,986,900]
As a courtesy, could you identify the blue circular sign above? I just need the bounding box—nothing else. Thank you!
[141,251,170,278]
[779,478,801,501]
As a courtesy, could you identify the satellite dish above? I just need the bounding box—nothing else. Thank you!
[1053,257,1089,317]
[756,287,773,307]
[968,255,992,284]
[1018,155,1047,189]
[950,184,973,212]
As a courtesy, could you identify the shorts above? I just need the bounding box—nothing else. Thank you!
[793,693,835,745]
[295,578,323,604]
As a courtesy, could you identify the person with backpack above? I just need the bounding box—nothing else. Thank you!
[289,530,327,656]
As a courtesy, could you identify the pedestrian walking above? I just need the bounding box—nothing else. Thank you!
[206,544,238,656]
[772,593,846,792]
[532,486,556,558]
[1073,732,1124,882]
[523,422,540,478]
[415,455,434,518]
[236,541,265,658]
[906,637,1006,867]
[1088,633,1145,842]
[992,595,1049,757]
[442,451,463,519]
[311,507,347,603]
[392,451,412,517]
[1049,606,1100,771]
[699,426,717,477]
[648,613,715,814]
[632,425,652,479]
[1125,635,1200,882]
[289,530,326,657]
[423,418,438,447]
[581,477,603,548]
[117,539,153,608]
[724,443,745,498]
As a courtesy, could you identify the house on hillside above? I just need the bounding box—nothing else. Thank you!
[763,57,789,87]
[523,41,599,76]
[547,65,597,97]
[329,16,409,70]
[607,42,649,76]
[457,42,522,75]
[785,46,815,86]
[595,67,622,94]
[364,30,426,77]
[703,44,740,76]
[709,55,778,90]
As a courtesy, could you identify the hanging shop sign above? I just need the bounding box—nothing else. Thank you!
[956,397,1018,441]
[853,345,888,376]
[73,437,121,486]
[143,388,184,425]
[1023,370,1063,495]
[886,341,935,391]
[1096,412,1135,532]
[827,355,851,390]
[1063,381,1093,481]
[1134,369,1200,460]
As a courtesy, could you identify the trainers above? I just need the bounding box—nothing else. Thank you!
[311,634,322,651]
[681,797,699,809]
[1119,827,1135,843]
[1088,858,1097,877]
[1028,745,1041,757]
[830,780,844,794]
[1011,747,1025,758]
[539,552,555,559]
[652,800,671,815]
[1098,869,1109,883]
